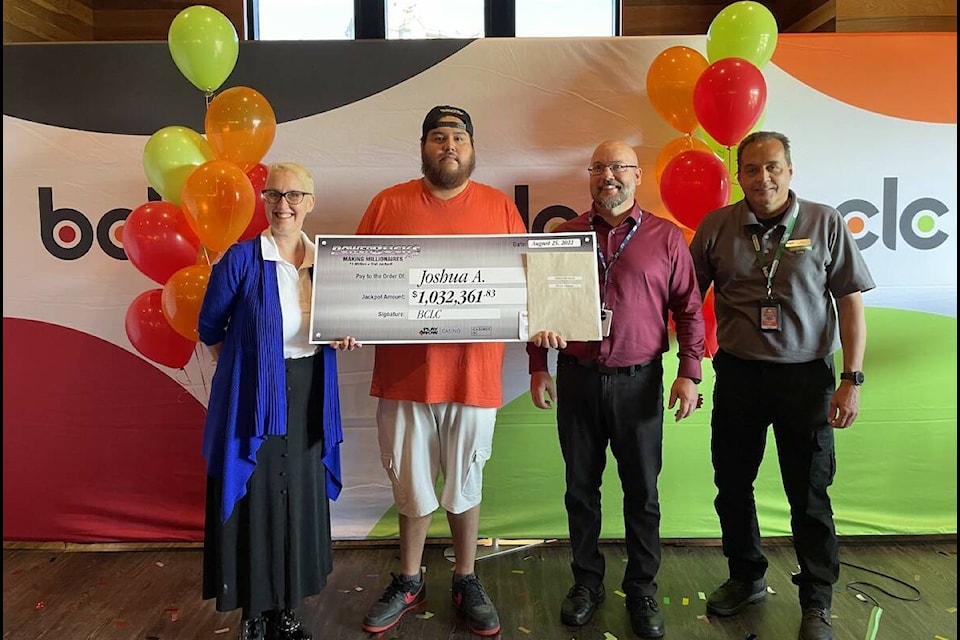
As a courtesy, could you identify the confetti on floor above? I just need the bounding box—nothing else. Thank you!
[512,569,525,574]
[34,602,45,611]
[214,627,230,634]
[164,607,180,622]
[154,561,165,568]
[682,597,689,606]
[614,589,626,599]
[603,632,618,640]
[518,626,531,634]
[698,591,706,600]
[662,596,671,605]
[934,635,950,640]
[696,614,711,624]
[947,607,957,613]
[354,585,364,591]
[766,585,776,594]
[415,611,435,620]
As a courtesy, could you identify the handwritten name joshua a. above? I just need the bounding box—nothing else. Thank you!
[416,269,484,288]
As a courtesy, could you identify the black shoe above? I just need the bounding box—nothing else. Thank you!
[264,610,312,640]
[452,573,501,637]
[361,572,426,633]
[561,583,605,626]
[238,617,265,640]
[626,595,665,639]
[706,577,767,616]
[799,607,833,640]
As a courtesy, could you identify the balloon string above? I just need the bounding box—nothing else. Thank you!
[201,246,212,266]
[195,342,212,403]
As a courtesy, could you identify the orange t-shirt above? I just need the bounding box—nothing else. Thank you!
[355,179,527,408]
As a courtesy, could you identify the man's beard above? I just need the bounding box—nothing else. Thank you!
[593,179,634,210]
[421,151,477,189]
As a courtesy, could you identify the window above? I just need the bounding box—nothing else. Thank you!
[516,0,616,37]
[257,0,355,41]
[385,0,484,39]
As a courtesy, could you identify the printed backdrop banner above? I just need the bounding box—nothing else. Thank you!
[2,34,956,542]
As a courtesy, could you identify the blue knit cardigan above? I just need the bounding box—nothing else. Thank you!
[198,238,343,523]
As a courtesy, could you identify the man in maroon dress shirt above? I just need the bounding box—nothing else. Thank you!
[527,140,705,639]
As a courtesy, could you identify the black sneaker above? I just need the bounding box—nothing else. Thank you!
[626,595,665,639]
[264,609,312,640]
[361,572,426,633]
[451,574,501,636]
[706,577,768,616]
[561,583,605,626]
[799,607,834,640]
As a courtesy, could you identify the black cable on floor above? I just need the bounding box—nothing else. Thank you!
[840,560,922,607]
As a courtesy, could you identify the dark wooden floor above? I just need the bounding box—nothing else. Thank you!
[3,538,956,640]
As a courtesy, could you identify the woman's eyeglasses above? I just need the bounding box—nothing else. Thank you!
[261,190,312,205]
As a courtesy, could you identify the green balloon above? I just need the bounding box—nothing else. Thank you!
[142,126,216,206]
[168,5,239,94]
[706,1,779,68]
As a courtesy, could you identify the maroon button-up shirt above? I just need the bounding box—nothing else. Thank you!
[527,203,705,381]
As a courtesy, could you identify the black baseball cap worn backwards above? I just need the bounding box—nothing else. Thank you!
[421,105,473,141]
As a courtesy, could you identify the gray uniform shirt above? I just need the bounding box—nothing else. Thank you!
[690,192,876,364]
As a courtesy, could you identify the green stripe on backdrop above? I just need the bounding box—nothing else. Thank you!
[367,308,957,539]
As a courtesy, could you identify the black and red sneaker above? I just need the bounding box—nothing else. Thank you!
[452,573,500,636]
[361,572,426,633]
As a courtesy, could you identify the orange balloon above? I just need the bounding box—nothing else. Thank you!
[205,86,277,172]
[161,264,212,342]
[655,135,713,184]
[646,46,709,134]
[181,160,255,252]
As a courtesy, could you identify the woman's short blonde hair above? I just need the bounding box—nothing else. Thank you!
[267,162,315,195]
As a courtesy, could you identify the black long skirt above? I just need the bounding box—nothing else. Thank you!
[202,354,333,617]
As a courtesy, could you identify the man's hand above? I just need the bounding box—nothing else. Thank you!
[829,382,860,428]
[530,330,567,350]
[667,377,700,422]
[329,336,362,351]
[529,371,557,409]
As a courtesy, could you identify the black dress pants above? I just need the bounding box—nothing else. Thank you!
[556,355,664,598]
[710,350,839,608]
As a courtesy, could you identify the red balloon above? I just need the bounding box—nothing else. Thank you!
[239,162,270,242]
[693,58,767,147]
[660,150,731,230]
[122,201,202,285]
[125,289,196,368]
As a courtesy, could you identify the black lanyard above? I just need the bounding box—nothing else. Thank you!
[751,207,799,299]
[590,214,639,302]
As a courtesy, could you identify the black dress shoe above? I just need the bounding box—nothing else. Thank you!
[238,617,266,640]
[626,595,665,639]
[706,577,767,616]
[561,583,605,626]
[265,610,313,640]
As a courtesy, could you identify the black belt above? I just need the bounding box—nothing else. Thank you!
[558,353,655,376]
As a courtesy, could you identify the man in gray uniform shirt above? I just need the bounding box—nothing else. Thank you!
[689,131,875,640]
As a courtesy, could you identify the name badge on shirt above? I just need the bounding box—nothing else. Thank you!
[759,300,781,332]
[600,308,613,337]
[785,238,812,253]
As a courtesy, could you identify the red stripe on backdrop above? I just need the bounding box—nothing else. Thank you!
[772,33,957,124]
[2,318,207,542]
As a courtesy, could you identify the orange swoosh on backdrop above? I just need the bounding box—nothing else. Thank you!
[772,33,957,124]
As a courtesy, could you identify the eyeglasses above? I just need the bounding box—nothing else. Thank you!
[587,163,638,176]
[261,190,312,205]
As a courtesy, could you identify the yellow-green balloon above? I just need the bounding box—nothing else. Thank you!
[168,5,239,94]
[143,126,216,206]
[706,1,779,68]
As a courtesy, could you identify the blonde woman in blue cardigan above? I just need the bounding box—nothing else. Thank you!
[198,162,360,640]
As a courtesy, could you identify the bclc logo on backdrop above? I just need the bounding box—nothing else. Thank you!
[38,178,950,260]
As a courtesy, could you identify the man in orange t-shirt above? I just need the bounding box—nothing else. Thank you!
[356,105,526,638]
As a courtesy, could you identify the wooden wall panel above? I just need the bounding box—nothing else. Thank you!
[92,0,246,41]
[837,0,957,32]
[3,0,93,42]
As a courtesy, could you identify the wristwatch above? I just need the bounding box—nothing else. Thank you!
[840,371,865,386]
